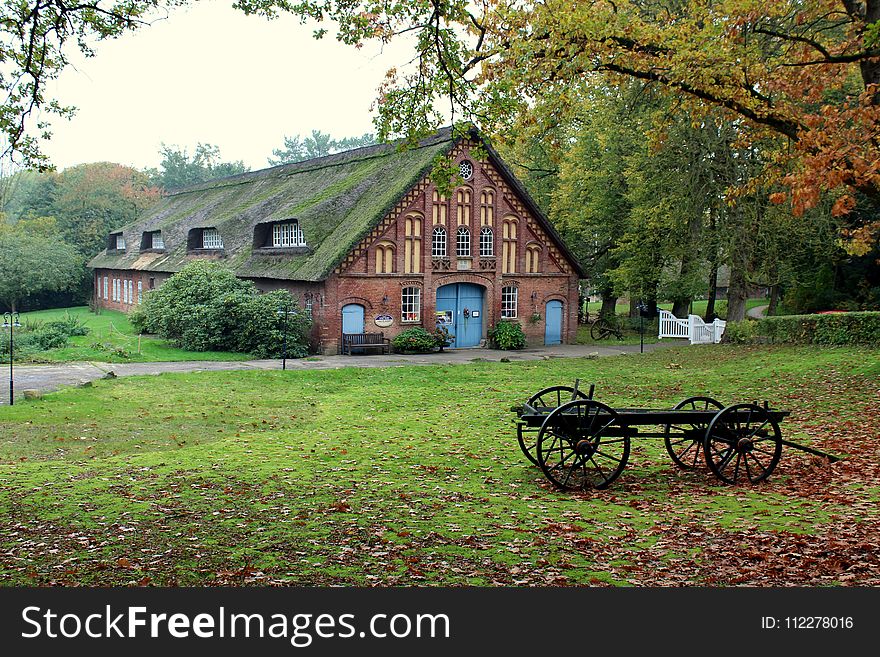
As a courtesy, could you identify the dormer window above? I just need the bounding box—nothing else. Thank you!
[141,230,164,251]
[272,221,306,248]
[109,232,126,251]
[187,227,224,252]
[202,228,223,249]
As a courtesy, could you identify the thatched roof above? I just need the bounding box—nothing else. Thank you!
[88,127,585,280]
[88,129,456,281]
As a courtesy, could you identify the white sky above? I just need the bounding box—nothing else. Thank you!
[40,1,416,173]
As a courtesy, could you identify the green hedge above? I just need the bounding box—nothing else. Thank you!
[724,311,880,346]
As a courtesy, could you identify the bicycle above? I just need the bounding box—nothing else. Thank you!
[589,314,624,340]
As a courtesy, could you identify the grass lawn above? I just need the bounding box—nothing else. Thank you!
[16,307,248,363]
[1,344,878,586]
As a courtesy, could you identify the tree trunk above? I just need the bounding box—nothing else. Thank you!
[705,265,718,321]
[767,284,779,316]
[726,264,748,322]
[672,299,690,318]
[599,292,617,318]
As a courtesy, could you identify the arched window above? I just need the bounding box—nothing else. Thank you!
[502,217,518,273]
[479,189,495,227]
[479,227,494,257]
[456,226,471,258]
[525,244,541,273]
[375,241,395,274]
[432,226,447,258]
[401,286,421,323]
[404,213,422,273]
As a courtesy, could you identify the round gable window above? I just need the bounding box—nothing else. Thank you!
[459,160,474,181]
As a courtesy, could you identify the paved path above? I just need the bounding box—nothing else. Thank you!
[747,304,769,319]
[0,341,679,404]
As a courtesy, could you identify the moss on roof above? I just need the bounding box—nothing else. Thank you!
[88,129,456,281]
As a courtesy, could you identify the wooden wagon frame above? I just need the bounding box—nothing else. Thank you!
[513,381,839,490]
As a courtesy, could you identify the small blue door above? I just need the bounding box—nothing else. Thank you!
[545,300,563,345]
[436,283,484,348]
[342,304,365,334]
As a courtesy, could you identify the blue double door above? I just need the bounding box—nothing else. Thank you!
[436,283,484,348]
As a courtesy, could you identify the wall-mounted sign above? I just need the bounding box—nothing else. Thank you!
[374,314,393,328]
[471,311,480,318]
[435,310,453,325]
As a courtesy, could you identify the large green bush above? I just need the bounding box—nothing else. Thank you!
[130,261,311,357]
[724,311,880,346]
[391,327,438,353]
[488,320,526,350]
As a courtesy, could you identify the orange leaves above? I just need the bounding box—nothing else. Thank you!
[831,194,856,217]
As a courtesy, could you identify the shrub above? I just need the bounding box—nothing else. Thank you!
[432,325,455,351]
[392,327,438,353]
[0,312,90,361]
[130,261,311,357]
[488,320,526,350]
[723,312,880,346]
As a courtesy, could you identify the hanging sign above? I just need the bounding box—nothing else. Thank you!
[374,314,393,328]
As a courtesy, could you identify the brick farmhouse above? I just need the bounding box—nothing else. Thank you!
[89,128,585,354]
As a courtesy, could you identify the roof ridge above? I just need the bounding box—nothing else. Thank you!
[168,127,455,197]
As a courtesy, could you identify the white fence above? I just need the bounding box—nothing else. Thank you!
[658,310,726,345]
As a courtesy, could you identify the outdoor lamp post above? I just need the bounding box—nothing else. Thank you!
[3,311,22,406]
[277,304,297,370]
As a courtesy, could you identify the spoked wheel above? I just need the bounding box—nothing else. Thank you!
[590,318,621,341]
[518,386,589,465]
[704,404,782,484]
[664,396,724,469]
[536,399,630,490]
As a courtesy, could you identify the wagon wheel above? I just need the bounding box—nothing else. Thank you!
[590,317,621,341]
[663,396,724,469]
[704,404,782,484]
[518,386,589,465]
[536,399,630,490]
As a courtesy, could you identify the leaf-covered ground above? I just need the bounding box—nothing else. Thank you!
[0,345,877,586]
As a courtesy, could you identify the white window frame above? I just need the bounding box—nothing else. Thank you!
[115,234,126,250]
[456,226,471,258]
[480,227,494,257]
[501,286,518,319]
[202,227,223,249]
[272,221,306,247]
[432,226,447,258]
[151,232,164,249]
[103,276,108,300]
[459,160,474,181]
[401,286,421,323]
[305,297,313,317]
[137,280,143,304]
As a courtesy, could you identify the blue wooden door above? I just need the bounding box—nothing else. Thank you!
[545,300,563,345]
[341,304,365,334]
[436,283,484,348]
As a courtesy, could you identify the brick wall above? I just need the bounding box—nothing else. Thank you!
[93,269,168,312]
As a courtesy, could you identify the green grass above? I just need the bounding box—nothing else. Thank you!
[15,307,248,363]
[1,344,877,586]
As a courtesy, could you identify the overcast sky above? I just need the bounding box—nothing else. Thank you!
[39,1,415,173]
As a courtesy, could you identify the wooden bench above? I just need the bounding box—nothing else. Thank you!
[342,332,390,355]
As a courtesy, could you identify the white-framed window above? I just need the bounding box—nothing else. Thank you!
[151,232,164,249]
[480,227,494,257]
[112,279,118,302]
[401,286,421,323]
[137,280,143,304]
[432,226,447,258]
[501,286,518,319]
[123,280,129,304]
[305,297,313,317]
[103,276,108,300]
[202,228,223,249]
[456,226,471,257]
[115,234,126,250]
[459,160,474,181]
[272,221,306,247]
